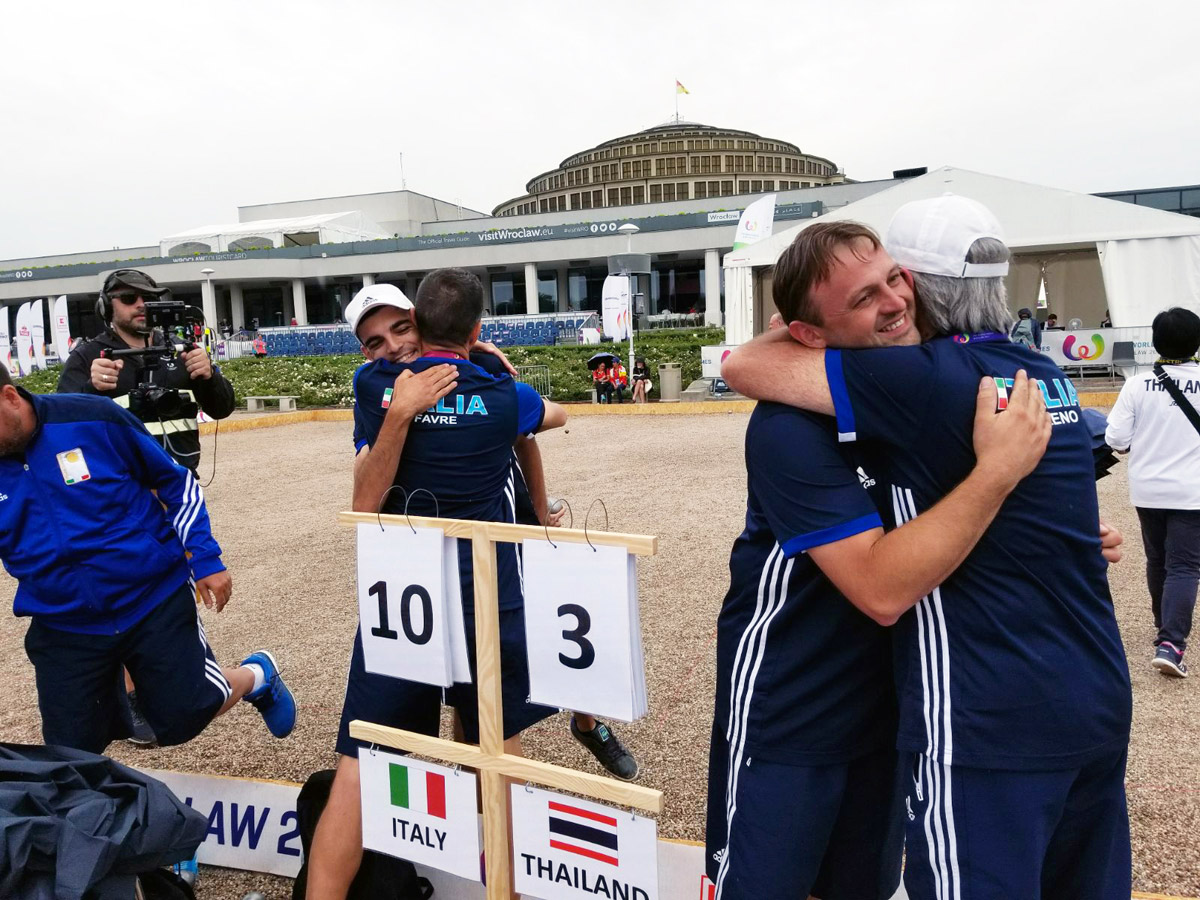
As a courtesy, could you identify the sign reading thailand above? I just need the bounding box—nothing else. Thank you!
[511,785,659,900]
[360,748,481,882]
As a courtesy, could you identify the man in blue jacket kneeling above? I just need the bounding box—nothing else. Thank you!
[0,366,295,753]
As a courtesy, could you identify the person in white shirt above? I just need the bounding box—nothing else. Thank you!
[1106,307,1200,677]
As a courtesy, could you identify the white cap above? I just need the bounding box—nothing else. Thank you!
[885,194,1010,279]
[345,283,414,340]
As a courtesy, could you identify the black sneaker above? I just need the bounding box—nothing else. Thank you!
[1153,642,1189,678]
[125,690,158,747]
[571,717,639,781]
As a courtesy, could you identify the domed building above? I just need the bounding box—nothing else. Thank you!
[494,121,844,216]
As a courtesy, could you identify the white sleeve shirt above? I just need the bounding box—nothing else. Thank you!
[1105,362,1200,509]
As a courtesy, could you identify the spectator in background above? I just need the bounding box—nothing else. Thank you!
[1105,307,1200,678]
[1010,307,1042,349]
[593,361,613,403]
[1101,310,1113,327]
[1045,313,1060,329]
[611,357,629,403]
[632,356,652,404]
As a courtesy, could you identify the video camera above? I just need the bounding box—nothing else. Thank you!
[102,300,206,422]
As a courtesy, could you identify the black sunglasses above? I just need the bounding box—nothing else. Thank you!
[112,293,149,305]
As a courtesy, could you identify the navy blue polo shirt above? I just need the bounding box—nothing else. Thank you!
[826,335,1132,770]
[353,356,545,612]
[715,402,896,766]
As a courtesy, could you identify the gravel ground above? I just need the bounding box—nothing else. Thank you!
[1,412,1196,899]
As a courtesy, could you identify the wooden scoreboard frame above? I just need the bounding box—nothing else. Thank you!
[340,510,663,899]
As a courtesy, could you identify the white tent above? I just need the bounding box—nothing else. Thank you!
[724,166,1200,342]
[159,211,389,256]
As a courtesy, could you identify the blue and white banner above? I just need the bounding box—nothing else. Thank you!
[601,275,631,341]
[52,296,71,363]
[0,303,13,376]
[140,769,303,877]
[30,298,46,370]
[15,301,33,376]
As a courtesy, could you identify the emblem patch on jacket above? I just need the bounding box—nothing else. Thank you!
[56,448,91,484]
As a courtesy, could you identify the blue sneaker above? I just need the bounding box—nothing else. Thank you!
[241,650,296,737]
[1153,642,1189,678]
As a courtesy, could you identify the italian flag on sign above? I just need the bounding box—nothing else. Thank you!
[390,763,447,819]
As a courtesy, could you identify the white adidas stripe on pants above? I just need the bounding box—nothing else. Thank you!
[894,486,961,900]
[714,544,793,899]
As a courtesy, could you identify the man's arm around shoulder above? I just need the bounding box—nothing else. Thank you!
[351,365,458,513]
[808,372,1051,624]
[721,327,834,414]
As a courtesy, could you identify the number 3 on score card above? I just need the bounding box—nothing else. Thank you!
[357,524,452,687]
[521,540,638,721]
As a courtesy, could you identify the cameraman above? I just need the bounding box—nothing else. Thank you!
[57,269,235,471]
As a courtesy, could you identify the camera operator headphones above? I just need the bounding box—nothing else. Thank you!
[96,269,171,323]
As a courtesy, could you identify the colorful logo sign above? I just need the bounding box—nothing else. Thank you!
[1062,334,1105,361]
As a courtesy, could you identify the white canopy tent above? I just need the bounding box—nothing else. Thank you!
[723,166,1200,343]
[159,211,389,256]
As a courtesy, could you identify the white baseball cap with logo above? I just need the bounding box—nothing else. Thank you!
[345,283,414,341]
[885,193,1010,279]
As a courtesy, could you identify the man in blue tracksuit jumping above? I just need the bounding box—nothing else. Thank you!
[0,366,295,753]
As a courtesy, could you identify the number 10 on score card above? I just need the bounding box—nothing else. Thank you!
[521,540,647,722]
[357,523,454,687]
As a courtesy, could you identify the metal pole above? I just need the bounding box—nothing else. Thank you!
[626,234,635,377]
[628,274,635,378]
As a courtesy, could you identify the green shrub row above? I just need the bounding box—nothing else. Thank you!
[14,327,727,406]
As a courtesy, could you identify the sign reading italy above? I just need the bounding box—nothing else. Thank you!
[359,749,480,882]
[511,784,659,900]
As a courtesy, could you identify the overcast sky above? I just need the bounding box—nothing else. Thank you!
[2,0,1196,261]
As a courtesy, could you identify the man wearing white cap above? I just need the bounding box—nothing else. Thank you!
[721,196,1132,899]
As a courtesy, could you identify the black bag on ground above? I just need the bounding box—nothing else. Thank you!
[136,868,196,900]
[291,769,433,900]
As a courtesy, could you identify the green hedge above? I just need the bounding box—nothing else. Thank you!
[14,327,727,406]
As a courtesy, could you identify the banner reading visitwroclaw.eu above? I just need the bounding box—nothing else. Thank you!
[511,784,658,900]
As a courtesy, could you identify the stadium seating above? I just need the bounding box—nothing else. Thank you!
[257,314,596,357]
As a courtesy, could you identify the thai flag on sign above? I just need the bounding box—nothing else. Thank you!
[389,762,446,819]
[547,800,619,866]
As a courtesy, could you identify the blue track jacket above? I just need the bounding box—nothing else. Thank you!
[0,389,224,634]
